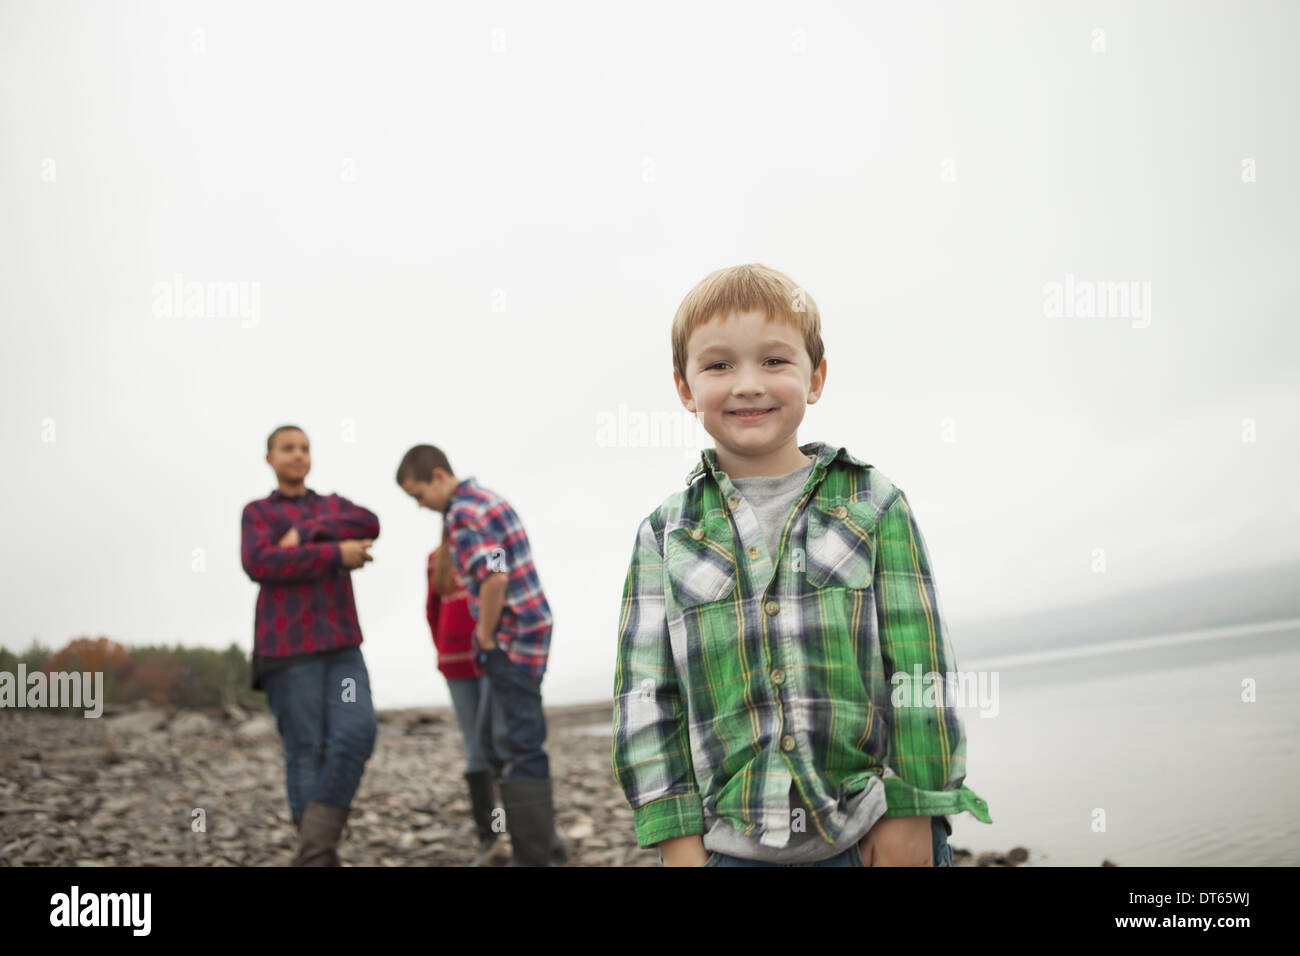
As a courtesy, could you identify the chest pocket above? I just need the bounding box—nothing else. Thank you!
[664,512,738,608]
[803,500,876,590]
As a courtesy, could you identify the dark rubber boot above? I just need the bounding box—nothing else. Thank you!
[293,801,349,866]
[465,770,500,866]
[499,777,555,867]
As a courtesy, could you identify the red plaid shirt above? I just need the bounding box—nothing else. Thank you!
[240,488,380,657]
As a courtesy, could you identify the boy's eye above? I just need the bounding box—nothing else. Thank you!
[704,358,788,370]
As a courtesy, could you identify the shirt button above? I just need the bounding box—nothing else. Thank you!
[832,506,848,519]
[770,668,785,685]
[747,546,760,559]
[764,601,779,616]
[780,735,795,752]
[690,528,704,540]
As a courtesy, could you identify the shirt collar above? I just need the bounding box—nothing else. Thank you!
[684,441,868,486]
[447,476,476,508]
[270,487,316,501]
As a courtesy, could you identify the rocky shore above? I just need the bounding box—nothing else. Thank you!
[0,703,1042,866]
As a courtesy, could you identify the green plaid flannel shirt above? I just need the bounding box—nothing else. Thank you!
[612,440,992,848]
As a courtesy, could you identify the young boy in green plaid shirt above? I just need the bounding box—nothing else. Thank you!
[612,263,992,867]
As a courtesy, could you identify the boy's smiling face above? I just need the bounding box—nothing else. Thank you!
[675,308,826,477]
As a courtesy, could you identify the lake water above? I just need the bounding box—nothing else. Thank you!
[579,618,1300,865]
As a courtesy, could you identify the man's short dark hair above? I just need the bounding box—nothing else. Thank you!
[267,424,306,452]
[396,444,453,485]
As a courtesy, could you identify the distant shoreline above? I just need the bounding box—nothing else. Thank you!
[380,699,614,727]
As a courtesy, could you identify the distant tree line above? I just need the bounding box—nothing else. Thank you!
[0,637,265,711]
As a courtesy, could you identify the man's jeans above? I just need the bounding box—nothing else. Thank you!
[658,816,954,867]
[446,675,491,774]
[476,647,549,780]
[262,646,377,819]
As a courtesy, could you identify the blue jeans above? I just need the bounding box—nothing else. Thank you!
[476,647,549,780]
[446,675,492,774]
[262,646,378,819]
[658,816,954,866]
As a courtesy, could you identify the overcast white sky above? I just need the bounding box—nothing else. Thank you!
[2,0,1296,708]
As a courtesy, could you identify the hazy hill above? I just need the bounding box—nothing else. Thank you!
[954,560,1300,657]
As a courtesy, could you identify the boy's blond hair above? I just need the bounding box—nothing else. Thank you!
[671,263,824,381]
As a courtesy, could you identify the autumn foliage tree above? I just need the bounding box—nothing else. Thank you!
[1,637,260,710]
[44,637,132,701]
[124,652,184,705]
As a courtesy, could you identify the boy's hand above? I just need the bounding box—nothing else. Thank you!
[278,527,301,548]
[339,539,374,569]
[475,625,497,650]
[658,834,710,867]
[858,815,932,866]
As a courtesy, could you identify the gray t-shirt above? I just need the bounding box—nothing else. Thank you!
[700,456,886,863]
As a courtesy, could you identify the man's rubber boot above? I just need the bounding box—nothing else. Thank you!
[499,777,555,867]
[549,825,570,864]
[293,800,349,866]
[465,770,501,866]
[292,812,344,838]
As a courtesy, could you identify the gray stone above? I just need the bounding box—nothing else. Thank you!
[234,715,277,743]
[107,709,168,735]
[169,710,216,737]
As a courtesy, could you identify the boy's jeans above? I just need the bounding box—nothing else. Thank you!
[262,646,378,820]
[476,647,549,780]
[446,675,492,774]
[657,816,954,867]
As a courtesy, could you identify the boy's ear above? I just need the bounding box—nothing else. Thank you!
[807,358,827,403]
[673,370,696,412]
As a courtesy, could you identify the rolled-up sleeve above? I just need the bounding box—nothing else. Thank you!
[450,505,513,588]
[874,490,991,823]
